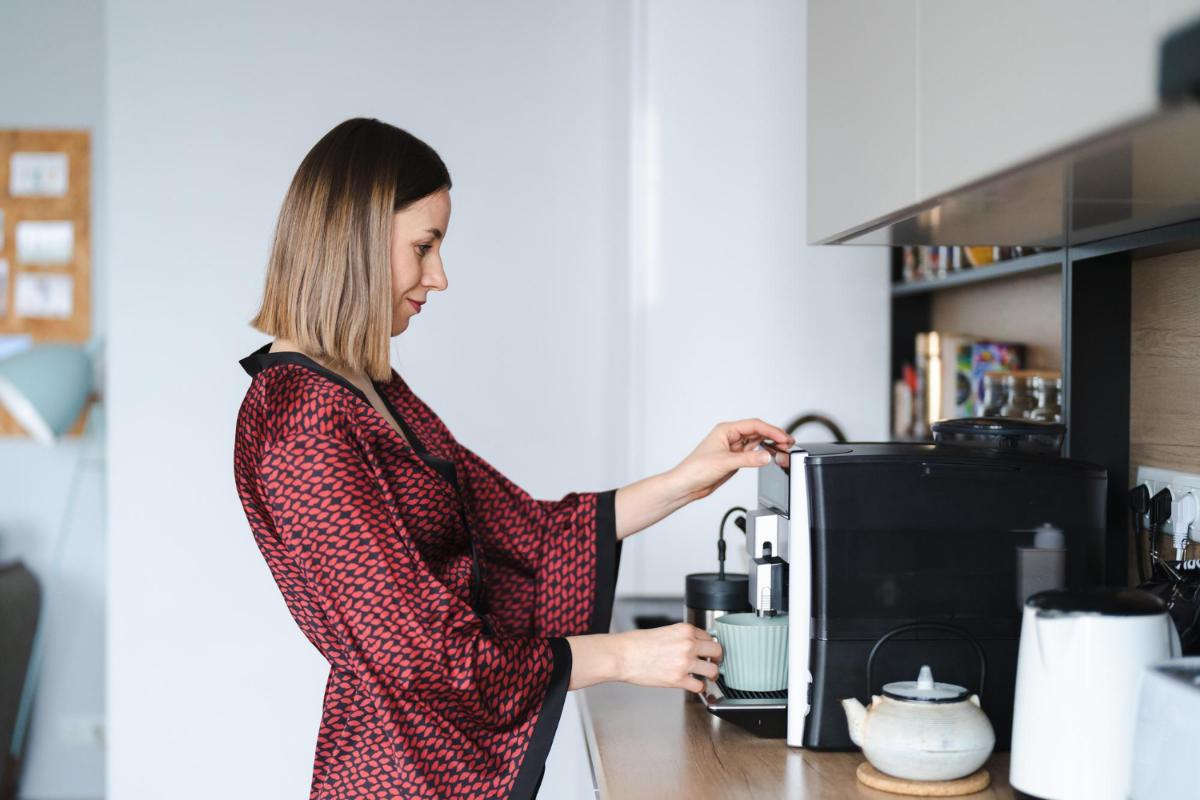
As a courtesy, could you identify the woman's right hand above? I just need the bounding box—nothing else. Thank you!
[614,622,723,693]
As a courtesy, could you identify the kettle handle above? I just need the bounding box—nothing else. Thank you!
[866,622,987,700]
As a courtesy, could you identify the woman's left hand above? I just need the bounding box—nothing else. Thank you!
[666,418,795,504]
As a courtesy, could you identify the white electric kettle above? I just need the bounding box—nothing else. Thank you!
[1010,588,1181,800]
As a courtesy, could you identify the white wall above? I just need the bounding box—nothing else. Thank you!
[105,1,888,797]
[620,0,889,595]
[105,2,631,798]
[0,2,107,797]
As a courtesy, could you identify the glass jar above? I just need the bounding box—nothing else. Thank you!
[1000,373,1036,418]
[1029,375,1062,423]
[980,372,1009,417]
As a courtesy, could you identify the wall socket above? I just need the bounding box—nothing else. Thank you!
[1135,465,1200,541]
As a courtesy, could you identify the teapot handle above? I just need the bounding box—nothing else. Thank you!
[865,622,987,700]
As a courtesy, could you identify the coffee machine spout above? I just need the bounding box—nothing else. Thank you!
[747,510,789,615]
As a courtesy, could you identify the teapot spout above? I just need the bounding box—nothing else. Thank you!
[840,697,867,747]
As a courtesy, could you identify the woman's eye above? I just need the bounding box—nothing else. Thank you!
[416,244,432,257]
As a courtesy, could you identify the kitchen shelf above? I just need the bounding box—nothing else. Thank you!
[891,250,1063,296]
[886,233,1186,586]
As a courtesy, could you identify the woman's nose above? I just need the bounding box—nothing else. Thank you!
[426,257,448,291]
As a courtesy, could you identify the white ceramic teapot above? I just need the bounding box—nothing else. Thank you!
[841,665,995,782]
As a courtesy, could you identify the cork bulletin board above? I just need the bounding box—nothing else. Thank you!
[0,130,92,437]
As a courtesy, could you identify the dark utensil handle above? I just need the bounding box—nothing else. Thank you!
[865,622,987,699]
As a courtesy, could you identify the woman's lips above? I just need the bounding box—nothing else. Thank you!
[408,299,423,313]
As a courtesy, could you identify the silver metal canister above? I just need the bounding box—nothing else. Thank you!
[685,572,751,635]
[685,572,751,701]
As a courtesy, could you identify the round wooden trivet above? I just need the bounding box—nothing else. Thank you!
[855,762,991,797]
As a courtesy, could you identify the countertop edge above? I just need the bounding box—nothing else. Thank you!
[575,685,610,799]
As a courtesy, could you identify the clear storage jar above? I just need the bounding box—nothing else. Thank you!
[1028,375,1062,423]
[980,372,1009,417]
[1000,373,1036,418]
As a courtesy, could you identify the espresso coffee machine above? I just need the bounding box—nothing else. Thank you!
[702,442,1106,749]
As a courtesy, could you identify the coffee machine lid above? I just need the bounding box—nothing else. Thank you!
[685,572,752,612]
[1026,587,1166,617]
[881,665,970,703]
[787,441,1106,475]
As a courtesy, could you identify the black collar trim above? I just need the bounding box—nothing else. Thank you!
[239,342,372,402]
[238,342,449,475]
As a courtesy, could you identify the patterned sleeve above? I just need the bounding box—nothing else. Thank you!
[259,430,571,796]
[451,440,622,638]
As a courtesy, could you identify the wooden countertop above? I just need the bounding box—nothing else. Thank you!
[581,598,1012,799]
[578,682,1011,799]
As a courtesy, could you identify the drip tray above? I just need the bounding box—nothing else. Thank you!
[715,676,787,701]
[701,676,788,739]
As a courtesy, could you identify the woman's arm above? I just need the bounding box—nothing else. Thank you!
[614,418,795,540]
[563,633,622,690]
[612,471,691,541]
[565,624,722,692]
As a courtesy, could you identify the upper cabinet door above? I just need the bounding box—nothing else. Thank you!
[807,0,919,245]
[917,0,1162,202]
[808,0,1200,245]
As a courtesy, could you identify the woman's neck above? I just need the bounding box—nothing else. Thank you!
[269,337,375,395]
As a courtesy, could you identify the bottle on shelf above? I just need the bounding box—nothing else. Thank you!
[902,247,917,282]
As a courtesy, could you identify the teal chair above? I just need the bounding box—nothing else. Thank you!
[0,341,98,444]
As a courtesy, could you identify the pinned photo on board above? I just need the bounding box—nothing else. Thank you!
[14,272,73,318]
[9,152,69,197]
[15,220,74,265]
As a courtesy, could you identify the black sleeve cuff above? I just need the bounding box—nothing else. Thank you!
[509,637,573,800]
[589,488,621,635]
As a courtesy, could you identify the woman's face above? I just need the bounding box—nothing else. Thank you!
[390,188,451,336]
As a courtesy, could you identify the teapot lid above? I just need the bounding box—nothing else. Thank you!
[881,665,969,703]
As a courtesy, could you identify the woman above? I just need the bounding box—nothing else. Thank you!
[233,117,795,800]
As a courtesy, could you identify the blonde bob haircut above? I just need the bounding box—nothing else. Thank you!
[250,118,451,381]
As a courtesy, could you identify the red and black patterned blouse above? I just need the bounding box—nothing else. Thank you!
[233,343,621,799]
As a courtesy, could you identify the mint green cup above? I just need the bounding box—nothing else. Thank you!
[714,612,789,692]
